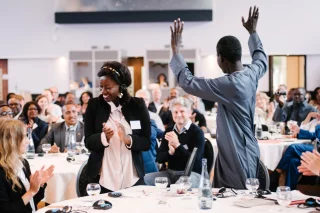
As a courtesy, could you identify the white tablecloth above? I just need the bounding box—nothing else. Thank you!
[205,134,311,170]
[37,186,312,213]
[28,153,88,204]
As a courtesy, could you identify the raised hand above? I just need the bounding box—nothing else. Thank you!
[242,6,259,34]
[170,18,184,54]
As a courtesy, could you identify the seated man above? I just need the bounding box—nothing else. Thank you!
[273,88,317,127]
[144,97,205,188]
[270,123,320,191]
[8,95,23,119]
[158,87,180,129]
[37,101,84,153]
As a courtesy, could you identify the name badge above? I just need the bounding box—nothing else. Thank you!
[130,120,141,130]
[183,144,188,149]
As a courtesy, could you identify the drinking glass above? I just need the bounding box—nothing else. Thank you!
[276,186,291,210]
[86,183,101,204]
[42,144,51,155]
[245,178,259,197]
[155,177,168,204]
[178,176,192,199]
[287,120,297,135]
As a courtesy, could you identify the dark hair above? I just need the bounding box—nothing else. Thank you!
[97,61,132,104]
[22,101,42,121]
[6,93,15,103]
[80,91,93,105]
[216,35,242,63]
[157,73,168,84]
[311,87,320,101]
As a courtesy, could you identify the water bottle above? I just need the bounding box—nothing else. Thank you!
[67,132,76,157]
[255,115,262,139]
[198,158,213,209]
[26,128,35,159]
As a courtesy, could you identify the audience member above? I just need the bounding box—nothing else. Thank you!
[144,97,205,187]
[84,61,150,193]
[0,118,54,213]
[310,87,320,110]
[49,86,63,107]
[157,73,169,88]
[269,123,320,191]
[273,88,317,127]
[8,95,23,120]
[79,91,93,120]
[0,104,13,118]
[42,89,63,123]
[36,95,53,124]
[37,102,84,153]
[21,102,48,152]
[136,89,165,131]
[148,87,162,113]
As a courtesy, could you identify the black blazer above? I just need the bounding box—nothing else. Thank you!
[148,102,157,113]
[0,159,45,213]
[84,95,151,179]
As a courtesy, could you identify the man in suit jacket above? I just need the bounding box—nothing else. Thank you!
[37,102,84,153]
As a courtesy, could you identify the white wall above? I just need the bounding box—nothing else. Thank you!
[306,55,320,91]
[0,0,320,93]
[8,58,69,94]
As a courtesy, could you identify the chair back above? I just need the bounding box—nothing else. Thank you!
[183,147,198,176]
[76,160,89,197]
[257,159,270,190]
[204,138,214,174]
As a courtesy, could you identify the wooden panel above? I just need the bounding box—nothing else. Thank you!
[286,56,299,90]
[127,57,144,94]
[0,59,8,100]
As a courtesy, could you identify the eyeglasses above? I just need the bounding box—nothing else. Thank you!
[0,111,13,116]
[28,108,38,111]
[9,103,19,106]
[255,189,272,198]
[215,187,237,198]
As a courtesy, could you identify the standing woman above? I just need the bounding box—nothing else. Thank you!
[20,102,48,152]
[0,118,54,212]
[85,61,151,192]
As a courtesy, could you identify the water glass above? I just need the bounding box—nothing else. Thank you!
[155,177,168,204]
[287,120,297,135]
[42,144,51,154]
[86,183,101,204]
[276,186,292,208]
[245,178,259,197]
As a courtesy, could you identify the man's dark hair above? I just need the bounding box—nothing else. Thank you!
[216,36,242,63]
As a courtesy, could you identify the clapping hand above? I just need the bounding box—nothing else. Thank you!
[29,171,42,194]
[39,165,55,185]
[299,150,320,176]
[165,131,180,149]
[116,122,131,146]
[102,122,114,142]
[170,18,184,54]
[242,6,259,34]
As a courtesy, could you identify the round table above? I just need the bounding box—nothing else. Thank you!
[28,153,88,204]
[37,186,311,213]
[205,134,311,170]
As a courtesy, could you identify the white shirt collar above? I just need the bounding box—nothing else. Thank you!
[107,101,122,113]
[65,121,78,131]
[174,119,192,134]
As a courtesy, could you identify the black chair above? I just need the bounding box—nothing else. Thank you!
[76,160,89,197]
[257,159,270,190]
[204,138,214,174]
[183,147,198,176]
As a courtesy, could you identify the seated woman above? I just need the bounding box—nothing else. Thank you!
[20,102,49,152]
[270,123,320,191]
[85,61,151,193]
[0,118,54,213]
[36,95,56,124]
[79,91,93,121]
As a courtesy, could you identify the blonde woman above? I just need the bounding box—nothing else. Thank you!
[0,118,54,212]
